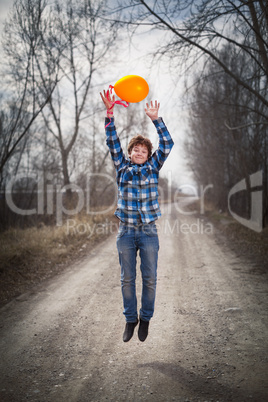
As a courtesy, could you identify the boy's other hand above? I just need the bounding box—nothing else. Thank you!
[100,89,115,115]
[145,100,160,121]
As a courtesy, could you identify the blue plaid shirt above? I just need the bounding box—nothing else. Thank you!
[105,117,174,225]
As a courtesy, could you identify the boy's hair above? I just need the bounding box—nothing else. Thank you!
[128,135,153,158]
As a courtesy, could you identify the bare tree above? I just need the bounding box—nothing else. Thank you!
[0,0,60,183]
[115,0,268,113]
[36,0,119,191]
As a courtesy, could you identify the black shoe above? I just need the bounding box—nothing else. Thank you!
[138,318,149,342]
[123,319,138,342]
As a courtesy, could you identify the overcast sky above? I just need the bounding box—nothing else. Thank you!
[0,0,195,189]
[0,0,10,30]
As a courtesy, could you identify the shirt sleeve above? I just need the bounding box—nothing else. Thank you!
[150,117,174,170]
[105,117,127,171]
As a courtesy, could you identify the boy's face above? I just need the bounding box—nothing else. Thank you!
[129,143,149,164]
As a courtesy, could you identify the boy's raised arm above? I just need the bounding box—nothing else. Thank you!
[145,100,174,170]
[100,89,126,171]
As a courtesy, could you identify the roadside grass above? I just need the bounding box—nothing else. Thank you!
[187,198,268,270]
[213,214,268,265]
[0,211,118,306]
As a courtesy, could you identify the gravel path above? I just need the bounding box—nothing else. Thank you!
[0,204,267,401]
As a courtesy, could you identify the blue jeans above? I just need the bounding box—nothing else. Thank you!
[116,222,159,323]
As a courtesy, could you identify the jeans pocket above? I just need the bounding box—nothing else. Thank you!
[117,225,128,239]
[143,223,158,237]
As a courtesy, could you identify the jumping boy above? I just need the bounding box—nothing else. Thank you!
[100,89,174,342]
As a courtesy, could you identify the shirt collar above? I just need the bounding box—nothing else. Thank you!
[128,159,147,167]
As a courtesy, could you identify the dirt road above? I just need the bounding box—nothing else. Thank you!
[0,204,267,402]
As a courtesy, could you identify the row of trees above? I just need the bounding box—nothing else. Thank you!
[0,0,118,189]
[186,43,266,217]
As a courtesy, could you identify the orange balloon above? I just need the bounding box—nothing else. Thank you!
[114,75,149,103]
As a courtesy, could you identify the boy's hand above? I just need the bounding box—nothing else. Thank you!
[100,89,115,115]
[145,100,160,121]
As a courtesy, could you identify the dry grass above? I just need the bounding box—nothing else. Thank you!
[217,218,268,264]
[0,212,118,306]
[187,198,268,271]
